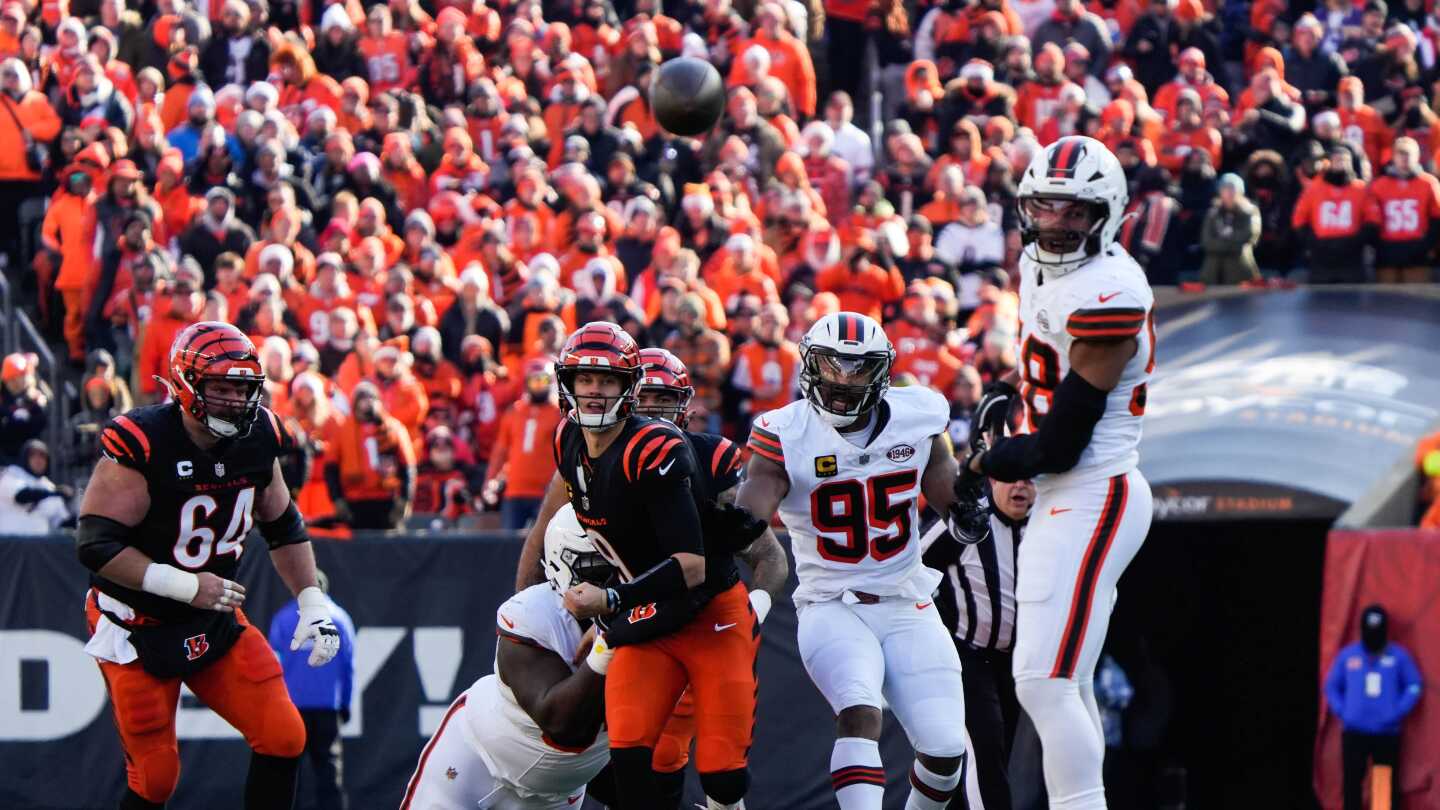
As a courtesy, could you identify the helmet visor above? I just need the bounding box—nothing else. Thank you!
[806,348,889,416]
[1021,196,1105,255]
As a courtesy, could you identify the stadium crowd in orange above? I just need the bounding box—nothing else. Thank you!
[4,0,1440,529]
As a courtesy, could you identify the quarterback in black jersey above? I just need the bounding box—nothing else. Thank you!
[630,347,790,809]
[516,322,759,810]
[74,322,339,810]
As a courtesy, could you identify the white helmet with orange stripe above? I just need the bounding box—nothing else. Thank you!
[1017,135,1129,278]
[798,311,894,427]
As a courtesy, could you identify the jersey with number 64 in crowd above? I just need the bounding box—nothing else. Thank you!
[97,398,297,621]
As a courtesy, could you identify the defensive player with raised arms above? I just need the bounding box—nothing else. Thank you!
[963,135,1156,810]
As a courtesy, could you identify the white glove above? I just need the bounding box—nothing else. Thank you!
[291,586,341,667]
[749,590,772,624]
[584,632,614,675]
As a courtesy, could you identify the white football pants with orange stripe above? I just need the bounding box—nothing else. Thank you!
[1012,468,1152,810]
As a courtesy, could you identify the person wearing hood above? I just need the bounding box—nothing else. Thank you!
[416,7,484,106]
[167,83,245,166]
[1324,604,1422,810]
[135,261,205,403]
[325,381,417,531]
[439,263,510,367]
[313,3,368,81]
[0,440,72,534]
[1292,147,1378,283]
[0,56,59,271]
[271,41,343,118]
[200,0,271,87]
[1199,173,1261,285]
[180,187,257,279]
[42,159,100,364]
[1371,137,1440,284]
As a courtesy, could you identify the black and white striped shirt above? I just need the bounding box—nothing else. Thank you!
[921,511,1025,652]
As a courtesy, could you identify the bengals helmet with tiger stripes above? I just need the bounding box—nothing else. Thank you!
[165,321,266,438]
[635,348,694,428]
[556,321,643,430]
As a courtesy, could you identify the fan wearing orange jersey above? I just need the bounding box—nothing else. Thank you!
[1291,148,1380,285]
[1371,138,1440,283]
[325,382,417,530]
[482,360,565,530]
[730,301,801,420]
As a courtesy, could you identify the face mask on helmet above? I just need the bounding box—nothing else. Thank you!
[635,385,691,426]
[1019,195,1107,269]
[558,368,638,430]
[800,346,891,426]
[194,375,264,437]
[543,509,615,593]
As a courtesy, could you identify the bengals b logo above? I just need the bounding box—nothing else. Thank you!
[628,604,657,623]
[183,634,210,661]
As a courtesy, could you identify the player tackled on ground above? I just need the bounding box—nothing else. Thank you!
[961,135,1156,810]
[401,505,615,809]
[736,311,977,810]
[75,322,340,810]
[516,322,763,810]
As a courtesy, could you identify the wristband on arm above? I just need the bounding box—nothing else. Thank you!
[259,501,310,549]
[141,563,200,603]
[608,556,688,612]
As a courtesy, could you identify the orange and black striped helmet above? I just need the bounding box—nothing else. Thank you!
[166,321,265,438]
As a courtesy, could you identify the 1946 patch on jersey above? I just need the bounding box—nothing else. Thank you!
[814,455,838,477]
[887,444,915,462]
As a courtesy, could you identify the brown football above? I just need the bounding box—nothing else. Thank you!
[649,57,726,137]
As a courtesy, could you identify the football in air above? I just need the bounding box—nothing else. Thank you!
[649,56,726,137]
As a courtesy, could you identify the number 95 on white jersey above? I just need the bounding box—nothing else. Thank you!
[750,386,949,607]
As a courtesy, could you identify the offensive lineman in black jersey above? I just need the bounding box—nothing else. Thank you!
[518,321,758,810]
[75,321,339,810]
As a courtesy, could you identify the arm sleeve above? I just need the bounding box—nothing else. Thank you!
[981,370,1109,482]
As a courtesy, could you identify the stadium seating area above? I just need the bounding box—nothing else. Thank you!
[0,0,1435,529]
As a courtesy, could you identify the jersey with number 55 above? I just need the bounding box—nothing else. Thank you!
[96,402,296,620]
[1016,243,1156,484]
[750,385,949,606]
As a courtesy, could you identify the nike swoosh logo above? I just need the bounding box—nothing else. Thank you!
[916,602,931,610]
[658,459,675,475]
[568,795,582,805]
[714,622,737,632]
[1049,507,1073,516]
[1098,292,1122,303]
[499,615,515,629]
[759,417,770,427]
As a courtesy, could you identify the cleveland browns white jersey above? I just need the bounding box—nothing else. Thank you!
[750,385,949,606]
[461,584,609,800]
[1017,244,1155,484]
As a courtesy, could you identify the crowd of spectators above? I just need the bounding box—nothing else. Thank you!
[0,0,1436,530]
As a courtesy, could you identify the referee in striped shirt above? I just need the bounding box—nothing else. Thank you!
[922,476,1034,810]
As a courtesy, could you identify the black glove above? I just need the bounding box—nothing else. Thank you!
[969,380,1017,454]
[947,455,992,546]
[700,501,769,553]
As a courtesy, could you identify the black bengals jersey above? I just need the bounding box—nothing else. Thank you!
[684,430,744,501]
[97,403,297,621]
[553,415,738,600]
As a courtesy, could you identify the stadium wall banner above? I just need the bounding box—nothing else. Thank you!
[1313,529,1440,810]
[0,535,925,809]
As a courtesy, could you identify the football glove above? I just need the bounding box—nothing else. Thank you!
[969,380,1017,454]
[701,501,770,553]
[947,454,993,546]
[291,586,342,667]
